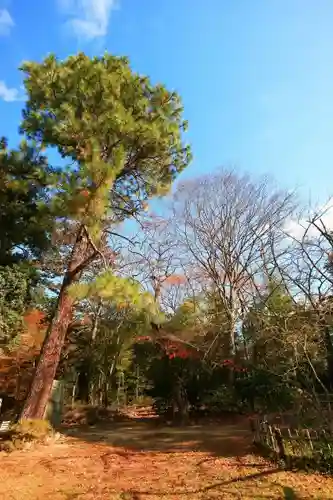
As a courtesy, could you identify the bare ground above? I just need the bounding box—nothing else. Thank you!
[1,419,333,499]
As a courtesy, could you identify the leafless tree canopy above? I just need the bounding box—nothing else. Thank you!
[170,169,296,354]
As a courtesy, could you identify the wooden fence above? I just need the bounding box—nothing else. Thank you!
[250,417,333,471]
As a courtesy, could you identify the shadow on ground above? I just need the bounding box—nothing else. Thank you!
[129,467,287,497]
[1,414,325,499]
[282,486,298,499]
[60,416,255,459]
[58,418,308,498]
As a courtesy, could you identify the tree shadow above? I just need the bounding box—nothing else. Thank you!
[282,486,298,499]
[1,410,306,500]
[130,467,283,496]
[58,414,302,498]
[60,416,256,459]
[124,473,300,499]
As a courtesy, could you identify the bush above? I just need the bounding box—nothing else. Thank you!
[234,367,297,413]
[0,419,53,453]
[11,419,52,443]
[202,385,245,414]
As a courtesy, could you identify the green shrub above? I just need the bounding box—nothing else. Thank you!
[0,419,53,453]
[11,419,53,442]
[202,385,245,413]
[234,367,297,413]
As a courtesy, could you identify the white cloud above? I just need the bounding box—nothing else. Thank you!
[0,81,23,102]
[0,9,14,36]
[285,199,333,240]
[59,0,118,40]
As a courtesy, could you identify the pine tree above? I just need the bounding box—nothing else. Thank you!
[19,52,191,419]
[0,138,56,266]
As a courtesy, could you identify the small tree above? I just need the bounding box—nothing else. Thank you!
[20,52,191,419]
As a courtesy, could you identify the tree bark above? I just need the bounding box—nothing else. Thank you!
[77,369,90,403]
[71,375,78,408]
[20,284,75,419]
[173,380,189,425]
[21,226,95,420]
[91,302,102,341]
[102,378,109,408]
[323,324,333,389]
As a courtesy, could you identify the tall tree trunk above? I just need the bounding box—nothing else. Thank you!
[21,227,95,420]
[173,380,189,425]
[77,369,90,403]
[324,324,333,389]
[71,375,78,408]
[20,284,75,419]
[102,378,109,408]
[91,301,102,341]
[226,314,236,385]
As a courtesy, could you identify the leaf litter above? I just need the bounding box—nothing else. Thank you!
[1,420,333,499]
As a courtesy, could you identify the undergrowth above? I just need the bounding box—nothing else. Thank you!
[0,419,53,452]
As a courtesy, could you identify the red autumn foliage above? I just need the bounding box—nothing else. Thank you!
[222,359,247,372]
[134,336,247,369]
[168,349,191,360]
[136,336,152,342]
[0,309,47,399]
[135,336,199,361]
[164,340,199,361]
[163,274,187,286]
[24,309,45,330]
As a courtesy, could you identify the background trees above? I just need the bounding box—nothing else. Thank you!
[0,138,56,267]
[1,51,333,426]
[19,52,191,419]
[171,170,295,361]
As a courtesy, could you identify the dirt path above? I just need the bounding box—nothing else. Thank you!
[1,420,333,499]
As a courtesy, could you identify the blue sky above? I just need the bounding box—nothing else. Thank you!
[1,0,333,206]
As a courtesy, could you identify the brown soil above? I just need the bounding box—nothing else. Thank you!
[1,418,333,499]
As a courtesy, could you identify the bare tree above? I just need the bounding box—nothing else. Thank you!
[127,215,179,306]
[272,203,333,389]
[171,169,296,359]
[160,274,189,313]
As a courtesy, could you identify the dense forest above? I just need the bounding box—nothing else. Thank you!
[1,51,333,428]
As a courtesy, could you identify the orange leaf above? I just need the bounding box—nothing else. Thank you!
[164,274,186,286]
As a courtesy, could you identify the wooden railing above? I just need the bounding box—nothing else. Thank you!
[250,417,333,472]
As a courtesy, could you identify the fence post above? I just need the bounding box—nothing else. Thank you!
[262,418,268,447]
[322,429,332,452]
[274,427,286,462]
[268,425,277,454]
[287,428,296,456]
[305,429,314,451]
[249,418,256,442]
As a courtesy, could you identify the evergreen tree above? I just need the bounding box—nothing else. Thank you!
[20,52,191,419]
[0,265,30,349]
[0,138,56,266]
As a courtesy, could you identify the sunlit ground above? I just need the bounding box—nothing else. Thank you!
[1,420,333,499]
